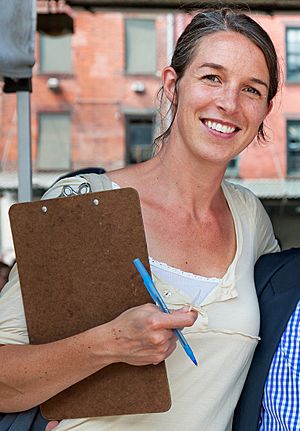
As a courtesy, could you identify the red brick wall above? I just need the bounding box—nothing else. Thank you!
[1,11,300,179]
[0,10,166,173]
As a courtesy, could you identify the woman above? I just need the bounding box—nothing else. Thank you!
[0,8,280,431]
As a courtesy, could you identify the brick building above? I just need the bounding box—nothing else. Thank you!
[1,8,300,261]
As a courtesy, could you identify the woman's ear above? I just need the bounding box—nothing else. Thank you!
[266,100,273,117]
[162,66,178,104]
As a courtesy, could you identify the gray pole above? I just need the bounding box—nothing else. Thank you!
[17,91,32,202]
[167,12,174,64]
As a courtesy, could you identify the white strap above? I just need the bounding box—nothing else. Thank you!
[79,173,112,192]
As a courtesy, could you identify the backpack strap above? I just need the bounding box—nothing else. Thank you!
[79,173,113,192]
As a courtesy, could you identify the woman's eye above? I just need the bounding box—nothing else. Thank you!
[244,86,261,96]
[202,74,221,83]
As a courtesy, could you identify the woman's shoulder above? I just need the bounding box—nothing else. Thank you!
[222,180,260,208]
[0,264,28,344]
[108,164,148,189]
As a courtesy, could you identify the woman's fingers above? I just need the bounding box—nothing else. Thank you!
[45,421,60,431]
[106,303,197,366]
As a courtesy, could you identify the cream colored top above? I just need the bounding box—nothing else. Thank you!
[0,175,279,431]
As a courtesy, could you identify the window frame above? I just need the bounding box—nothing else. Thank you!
[125,113,155,165]
[286,27,300,83]
[37,111,72,172]
[286,119,300,176]
[39,33,72,75]
[225,157,239,178]
[125,18,157,76]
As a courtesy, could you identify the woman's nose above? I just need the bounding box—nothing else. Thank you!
[216,87,240,114]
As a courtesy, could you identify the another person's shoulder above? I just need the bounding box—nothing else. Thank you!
[256,247,300,269]
[254,248,300,297]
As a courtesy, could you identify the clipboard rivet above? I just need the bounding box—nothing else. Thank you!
[41,206,48,213]
[93,199,100,206]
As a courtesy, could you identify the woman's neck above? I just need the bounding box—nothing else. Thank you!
[148,143,228,215]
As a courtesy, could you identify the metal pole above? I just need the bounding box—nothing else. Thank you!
[17,91,32,202]
[167,12,174,65]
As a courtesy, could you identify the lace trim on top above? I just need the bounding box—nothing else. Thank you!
[149,257,221,282]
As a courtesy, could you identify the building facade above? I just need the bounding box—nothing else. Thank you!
[1,9,300,261]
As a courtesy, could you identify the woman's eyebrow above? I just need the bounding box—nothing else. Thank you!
[249,77,269,90]
[198,62,225,71]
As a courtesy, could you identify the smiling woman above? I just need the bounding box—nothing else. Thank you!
[160,30,273,167]
[0,7,280,431]
[155,8,278,147]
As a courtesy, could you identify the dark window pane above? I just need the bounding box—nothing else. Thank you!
[126,117,154,164]
[286,28,300,82]
[225,158,239,177]
[287,120,300,174]
[227,159,237,169]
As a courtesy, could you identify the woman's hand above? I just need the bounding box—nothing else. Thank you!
[104,304,198,366]
[45,421,59,431]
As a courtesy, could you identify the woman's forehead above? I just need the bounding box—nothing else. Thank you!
[189,31,270,80]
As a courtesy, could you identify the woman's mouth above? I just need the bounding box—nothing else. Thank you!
[202,119,239,134]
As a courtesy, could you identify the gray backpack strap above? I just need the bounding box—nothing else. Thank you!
[79,173,113,192]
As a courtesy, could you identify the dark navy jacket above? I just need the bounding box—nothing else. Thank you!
[232,248,300,431]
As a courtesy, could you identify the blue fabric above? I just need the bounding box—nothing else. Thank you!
[0,0,36,79]
[0,407,47,431]
[259,301,300,430]
[232,248,300,431]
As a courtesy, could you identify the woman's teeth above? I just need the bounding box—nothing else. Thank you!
[205,120,236,134]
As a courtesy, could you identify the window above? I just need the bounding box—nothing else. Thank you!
[39,34,72,74]
[125,19,156,74]
[37,113,71,171]
[286,28,300,82]
[287,120,300,174]
[225,158,239,177]
[125,115,154,164]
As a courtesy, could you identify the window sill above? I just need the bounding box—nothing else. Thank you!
[124,72,159,77]
[37,72,74,79]
[285,79,300,85]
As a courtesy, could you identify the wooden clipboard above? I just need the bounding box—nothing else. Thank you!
[9,188,171,420]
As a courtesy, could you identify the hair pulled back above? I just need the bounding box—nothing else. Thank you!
[155,8,279,147]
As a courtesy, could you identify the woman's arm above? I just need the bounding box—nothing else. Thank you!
[0,304,197,412]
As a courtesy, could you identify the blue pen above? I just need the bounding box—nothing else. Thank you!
[133,258,198,366]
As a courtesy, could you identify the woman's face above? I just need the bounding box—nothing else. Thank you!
[163,31,272,166]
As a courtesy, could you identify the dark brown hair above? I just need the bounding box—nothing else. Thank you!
[155,8,279,148]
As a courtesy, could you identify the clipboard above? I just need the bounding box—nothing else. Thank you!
[9,188,171,420]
